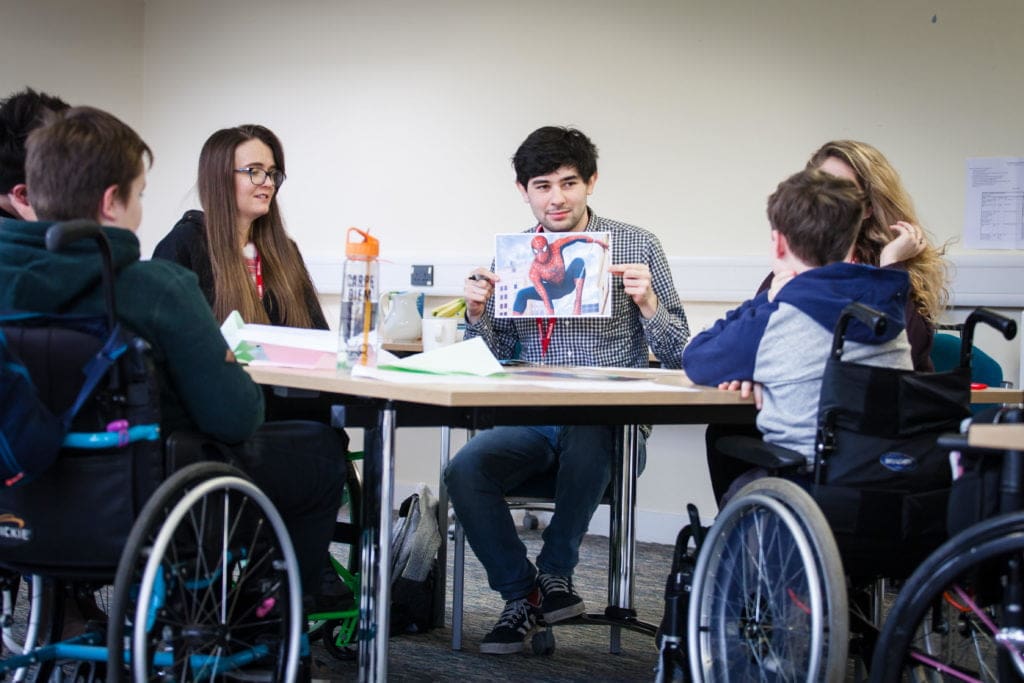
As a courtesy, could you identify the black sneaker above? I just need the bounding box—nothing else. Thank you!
[306,564,355,615]
[537,572,585,623]
[479,592,539,655]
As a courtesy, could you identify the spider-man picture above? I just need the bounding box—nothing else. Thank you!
[494,232,610,317]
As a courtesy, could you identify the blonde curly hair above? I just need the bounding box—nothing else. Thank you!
[806,140,949,324]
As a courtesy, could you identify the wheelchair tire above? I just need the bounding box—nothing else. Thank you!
[106,462,302,682]
[688,478,848,683]
[1,575,59,683]
[871,511,1024,682]
[106,462,234,682]
[341,456,363,574]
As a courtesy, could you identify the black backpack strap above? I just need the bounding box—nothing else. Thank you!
[60,322,129,429]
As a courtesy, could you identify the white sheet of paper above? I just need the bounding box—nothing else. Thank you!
[381,337,504,376]
[236,324,338,351]
[964,157,1024,249]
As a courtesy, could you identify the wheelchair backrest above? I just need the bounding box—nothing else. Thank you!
[0,319,165,579]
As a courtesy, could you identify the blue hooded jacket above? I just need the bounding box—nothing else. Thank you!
[683,263,913,459]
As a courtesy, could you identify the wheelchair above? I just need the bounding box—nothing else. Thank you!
[0,221,304,681]
[684,303,1018,682]
[870,405,1024,681]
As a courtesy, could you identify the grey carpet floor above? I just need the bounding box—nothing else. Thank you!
[311,529,674,682]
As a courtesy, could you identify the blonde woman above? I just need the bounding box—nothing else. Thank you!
[802,140,948,369]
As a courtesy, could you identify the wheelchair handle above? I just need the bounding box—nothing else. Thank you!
[959,308,1018,369]
[45,220,118,345]
[45,218,104,251]
[831,302,887,359]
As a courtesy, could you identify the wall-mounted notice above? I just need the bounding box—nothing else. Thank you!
[964,157,1024,249]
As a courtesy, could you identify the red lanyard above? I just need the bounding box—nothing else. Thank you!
[531,225,556,358]
[537,317,555,358]
[244,243,264,299]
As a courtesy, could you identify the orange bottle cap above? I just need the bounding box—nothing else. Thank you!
[346,227,379,260]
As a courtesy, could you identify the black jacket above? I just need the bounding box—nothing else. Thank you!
[153,210,328,330]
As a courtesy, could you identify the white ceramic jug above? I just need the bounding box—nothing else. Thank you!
[379,291,422,342]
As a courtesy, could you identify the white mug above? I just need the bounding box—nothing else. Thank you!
[421,317,460,351]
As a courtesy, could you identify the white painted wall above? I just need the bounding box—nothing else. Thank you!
[3,0,1023,541]
[0,0,144,129]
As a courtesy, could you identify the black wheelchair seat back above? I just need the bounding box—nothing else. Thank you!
[0,222,166,579]
[0,318,164,578]
[718,303,1017,580]
[816,359,970,491]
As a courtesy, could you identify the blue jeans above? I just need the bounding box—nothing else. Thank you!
[444,424,645,601]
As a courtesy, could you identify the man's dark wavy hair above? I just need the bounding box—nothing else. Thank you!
[0,87,70,193]
[512,126,598,187]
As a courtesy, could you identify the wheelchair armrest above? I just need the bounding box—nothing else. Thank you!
[715,435,807,471]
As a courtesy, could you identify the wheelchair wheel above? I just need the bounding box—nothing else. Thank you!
[688,478,848,682]
[106,462,302,682]
[107,462,232,681]
[871,511,1024,682]
[339,456,363,574]
[2,575,59,683]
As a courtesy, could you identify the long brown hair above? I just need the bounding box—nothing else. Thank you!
[806,140,949,323]
[197,124,319,327]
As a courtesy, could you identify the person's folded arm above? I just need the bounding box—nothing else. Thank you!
[682,294,771,387]
[140,265,264,443]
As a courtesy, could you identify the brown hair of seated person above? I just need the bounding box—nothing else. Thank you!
[198,124,319,328]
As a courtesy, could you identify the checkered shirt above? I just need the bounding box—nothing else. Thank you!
[465,210,689,369]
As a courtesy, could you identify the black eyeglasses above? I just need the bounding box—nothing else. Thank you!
[234,167,286,187]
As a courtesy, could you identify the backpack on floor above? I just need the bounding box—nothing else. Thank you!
[390,483,442,636]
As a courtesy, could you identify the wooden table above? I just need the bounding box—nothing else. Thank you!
[245,364,755,681]
[968,424,1024,450]
[973,386,1024,405]
[245,364,1019,681]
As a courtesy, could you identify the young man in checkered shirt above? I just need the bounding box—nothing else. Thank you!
[444,125,689,654]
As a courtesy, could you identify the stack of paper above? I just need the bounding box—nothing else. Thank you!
[221,311,337,369]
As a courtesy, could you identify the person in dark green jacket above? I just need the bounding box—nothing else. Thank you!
[0,105,345,603]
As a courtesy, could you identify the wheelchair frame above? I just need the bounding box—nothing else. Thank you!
[0,221,311,681]
[871,409,1024,682]
[685,304,1018,682]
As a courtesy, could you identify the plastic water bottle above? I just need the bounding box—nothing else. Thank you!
[338,227,380,371]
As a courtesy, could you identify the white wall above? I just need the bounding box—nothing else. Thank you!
[4,0,1023,541]
[0,0,144,134]
[136,0,1024,263]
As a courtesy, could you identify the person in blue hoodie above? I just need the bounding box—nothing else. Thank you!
[683,168,913,499]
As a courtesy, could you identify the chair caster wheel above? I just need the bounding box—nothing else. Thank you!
[523,511,540,530]
[531,627,555,655]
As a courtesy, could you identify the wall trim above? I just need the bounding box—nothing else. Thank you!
[309,251,1024,307]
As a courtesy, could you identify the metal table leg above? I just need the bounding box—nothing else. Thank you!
[358,403,396,682]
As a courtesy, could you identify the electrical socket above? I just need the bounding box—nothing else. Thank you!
[411,264,433,287]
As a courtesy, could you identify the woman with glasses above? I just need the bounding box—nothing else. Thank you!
[154,125,352,617]
[155,126,353,615]
[154,124,326,329]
